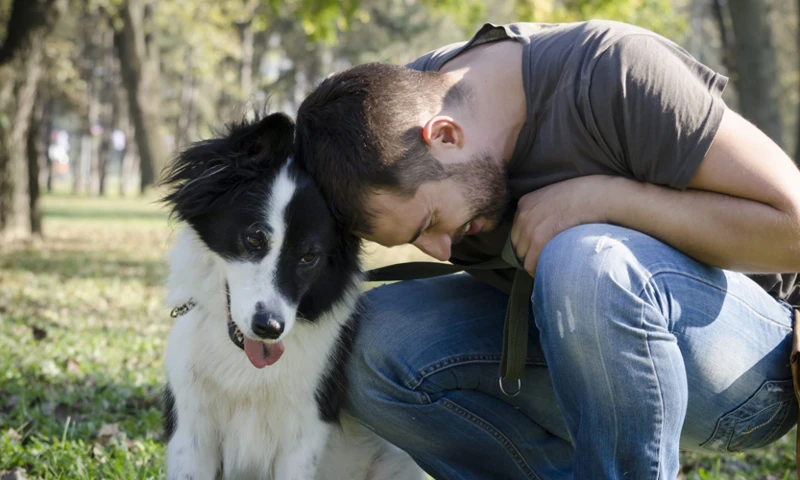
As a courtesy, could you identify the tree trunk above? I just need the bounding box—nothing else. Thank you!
[711,0,737,76]
[115,0,166,193]
[240,21,254,100]
[115,65,136,197]
[727,0,784,147]
[42,96,54,193]
[96,25,117,196]
[175,46,195,149]
[75,2,98,195]
[27,89,46,235]
[0,0,65,241]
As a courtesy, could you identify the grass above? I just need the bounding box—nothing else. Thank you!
[0,192,797,479]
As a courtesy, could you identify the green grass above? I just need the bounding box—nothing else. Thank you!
[0,193,796,479]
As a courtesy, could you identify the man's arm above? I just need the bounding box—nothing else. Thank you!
[511,108,800,275]
[512,33,800,275]
[602,107,800,273]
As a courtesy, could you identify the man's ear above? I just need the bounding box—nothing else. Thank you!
[422,116,464,149]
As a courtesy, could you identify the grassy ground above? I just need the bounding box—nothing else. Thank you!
[0,193,797,479]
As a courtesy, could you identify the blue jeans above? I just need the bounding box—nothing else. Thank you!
[346,224,798,480]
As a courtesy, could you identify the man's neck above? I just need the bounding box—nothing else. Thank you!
[440,40,527,166]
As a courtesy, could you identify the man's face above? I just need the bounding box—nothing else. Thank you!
[359,154,510,261]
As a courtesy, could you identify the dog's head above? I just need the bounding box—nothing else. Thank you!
[162,112,361,368]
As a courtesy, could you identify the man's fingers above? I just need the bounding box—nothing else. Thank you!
[524,249,538,276]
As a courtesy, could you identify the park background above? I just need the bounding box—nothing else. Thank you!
[0,0,798,478]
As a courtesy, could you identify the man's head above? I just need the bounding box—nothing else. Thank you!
[295,62,511,261]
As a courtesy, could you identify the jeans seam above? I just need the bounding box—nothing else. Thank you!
[734,398,790,425]
[439,398,541,480]
[643,329,666,480]
[406,354,547,391]
[729,401,790,452]
[639,268,792,331]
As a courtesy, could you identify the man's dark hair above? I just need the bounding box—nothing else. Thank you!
[295,62,465,234]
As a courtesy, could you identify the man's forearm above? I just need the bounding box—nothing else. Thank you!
[602,177,800,273]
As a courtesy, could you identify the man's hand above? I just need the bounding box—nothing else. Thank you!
[510,176,612,276]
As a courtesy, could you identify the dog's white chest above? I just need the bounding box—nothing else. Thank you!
[215,395,329,479]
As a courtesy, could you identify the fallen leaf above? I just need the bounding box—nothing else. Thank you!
[96,422,120,442]
[91,443,107,462]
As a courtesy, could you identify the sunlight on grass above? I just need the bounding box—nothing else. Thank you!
[0,193,796,479]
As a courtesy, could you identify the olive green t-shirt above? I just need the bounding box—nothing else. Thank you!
[406,20,800,308]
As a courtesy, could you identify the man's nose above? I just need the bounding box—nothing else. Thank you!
[413,233,451,261]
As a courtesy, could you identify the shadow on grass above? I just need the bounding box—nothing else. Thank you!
[1,248,166,287]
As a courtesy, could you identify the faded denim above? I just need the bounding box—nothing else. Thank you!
[346,224,797,480]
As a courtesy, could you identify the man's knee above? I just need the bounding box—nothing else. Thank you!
[532,224,675,356]
[535,224,648,304]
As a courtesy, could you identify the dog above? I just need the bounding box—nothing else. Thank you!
[160,112,423,480]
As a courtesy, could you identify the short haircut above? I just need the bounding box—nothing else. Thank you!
[295,62,466,233]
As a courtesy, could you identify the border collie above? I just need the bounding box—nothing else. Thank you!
[160,112,423,480]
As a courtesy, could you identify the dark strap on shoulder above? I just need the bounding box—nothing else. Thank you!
[366,238,532,397]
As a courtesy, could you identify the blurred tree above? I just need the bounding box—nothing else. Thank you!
[95,24,117,195]
[727,0,784,147]
[116,0,167,193]
[27,88,48,235]
[0,0,66,240]
[513,0,686,39]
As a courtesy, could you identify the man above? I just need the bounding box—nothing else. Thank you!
[295,20,800,479]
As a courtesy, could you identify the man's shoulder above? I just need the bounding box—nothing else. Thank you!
[405,20,664,73]
[405,22,551,72]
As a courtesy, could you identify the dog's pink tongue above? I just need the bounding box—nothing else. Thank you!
[243,338,284,369]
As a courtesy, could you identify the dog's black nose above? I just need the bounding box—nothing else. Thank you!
[251,306,284,339]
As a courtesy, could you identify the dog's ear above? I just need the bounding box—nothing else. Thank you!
[159,112,295,222]
[231,112,295,165]
[159,136,232,222]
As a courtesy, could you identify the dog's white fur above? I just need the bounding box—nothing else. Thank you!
[163,168,423,480]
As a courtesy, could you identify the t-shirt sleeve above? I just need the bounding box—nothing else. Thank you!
[584,34,729,189]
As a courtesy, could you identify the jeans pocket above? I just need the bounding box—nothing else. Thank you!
[699,379,797,453]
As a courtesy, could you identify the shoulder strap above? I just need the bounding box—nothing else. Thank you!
[366,238,532,397]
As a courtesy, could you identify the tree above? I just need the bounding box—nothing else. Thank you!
[0,0,66,241]
[116,0,167,193]
[727,0,784,147]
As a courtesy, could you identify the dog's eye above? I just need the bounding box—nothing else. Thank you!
[299,253,317,264]
[245,230,268,250]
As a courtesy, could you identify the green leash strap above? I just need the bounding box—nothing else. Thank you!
[366,238,532,397]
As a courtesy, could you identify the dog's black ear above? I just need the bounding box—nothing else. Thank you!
[160,111,295,222]
[230,112,295,164]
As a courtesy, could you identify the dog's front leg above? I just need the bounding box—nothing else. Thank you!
[167,425,219,480]
[274,421,330,480]
[165,381,219,480]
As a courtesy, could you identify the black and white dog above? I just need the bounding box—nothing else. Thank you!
[160,112,423,480]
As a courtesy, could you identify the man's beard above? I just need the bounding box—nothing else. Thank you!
[445,152,512,244]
